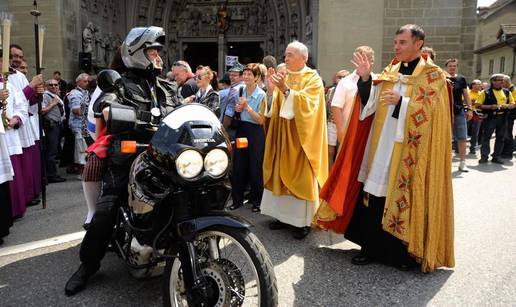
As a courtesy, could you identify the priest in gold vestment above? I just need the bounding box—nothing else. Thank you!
[261,41,328,239]
[315,24,454,272]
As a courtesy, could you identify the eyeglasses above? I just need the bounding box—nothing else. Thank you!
[493,79,504,82]
[48,84,59,87]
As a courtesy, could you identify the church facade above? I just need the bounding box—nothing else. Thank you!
[2,0,477,84]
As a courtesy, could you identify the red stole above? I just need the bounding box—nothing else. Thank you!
[317,95,374,233]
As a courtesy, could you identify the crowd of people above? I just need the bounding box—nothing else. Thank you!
[1,23,515,296]
[0,43,98,246]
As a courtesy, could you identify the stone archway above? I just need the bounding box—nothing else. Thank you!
[132,0,312,75]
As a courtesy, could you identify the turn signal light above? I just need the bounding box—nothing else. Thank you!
[236,137,248,149]
[121,140,137,154]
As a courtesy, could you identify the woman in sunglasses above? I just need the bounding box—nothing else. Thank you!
[184,66,220,117]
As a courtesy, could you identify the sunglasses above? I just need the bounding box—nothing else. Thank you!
[48,84,59,86]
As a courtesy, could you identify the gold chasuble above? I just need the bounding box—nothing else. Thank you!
[261,66,328,227]
[375,57,454,272]
[317,55,454,272]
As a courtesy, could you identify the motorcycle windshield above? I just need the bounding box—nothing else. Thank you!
[162,104,221,129]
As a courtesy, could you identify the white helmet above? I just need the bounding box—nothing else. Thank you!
[121,26,165,71]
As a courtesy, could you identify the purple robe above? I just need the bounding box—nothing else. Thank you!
[9,154,26,217]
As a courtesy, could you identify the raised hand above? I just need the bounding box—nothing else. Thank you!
[36,84,45,95]
[351,51,372,81]
[29,74,44,89]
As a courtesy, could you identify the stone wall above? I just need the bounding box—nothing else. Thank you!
[317,0,384,84]
[4,0,64,80]
[383,0,477,81]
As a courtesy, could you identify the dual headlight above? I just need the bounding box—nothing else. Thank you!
[175,148,229,179]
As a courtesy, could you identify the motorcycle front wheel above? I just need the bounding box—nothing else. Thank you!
[163,226,278,307]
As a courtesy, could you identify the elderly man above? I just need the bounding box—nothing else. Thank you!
[221,63,244,130]
[42,79,66,183]
[261,41,328,239]
[68,73,90,172]
[172,60,198,99]
[317,24,454,272]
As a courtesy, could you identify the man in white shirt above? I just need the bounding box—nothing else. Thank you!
[331,46,375,145]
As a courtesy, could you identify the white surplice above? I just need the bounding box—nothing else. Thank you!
[357,73,410,197]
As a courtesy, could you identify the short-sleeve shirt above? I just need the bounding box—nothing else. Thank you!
[68,87,89,132]
[42,91,64,123]
[224,82,244,118]
[240,85,265,124]
[468,89,482,111]
[447,74,468,106]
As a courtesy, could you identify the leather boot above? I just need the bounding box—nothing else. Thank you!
[64,264,99,296]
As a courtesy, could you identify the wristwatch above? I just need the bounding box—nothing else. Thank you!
[283,88,290,97]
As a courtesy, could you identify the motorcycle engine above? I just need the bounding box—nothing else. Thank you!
[128,237,165,279]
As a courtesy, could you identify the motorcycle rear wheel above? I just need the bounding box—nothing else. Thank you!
[163,226,278,307]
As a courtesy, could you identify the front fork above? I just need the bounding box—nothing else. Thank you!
[178,237,220,306]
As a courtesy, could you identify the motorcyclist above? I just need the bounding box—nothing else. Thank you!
[65,26,181,296]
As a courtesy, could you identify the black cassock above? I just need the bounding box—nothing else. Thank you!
[0,181,13,241]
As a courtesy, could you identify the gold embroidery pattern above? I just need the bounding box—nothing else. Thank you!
[411,109,428,128]
[397,174,411,192]
[415,86,436,106]
[426,70,440,84]
[407,130,422,148]
[387,214,405,235]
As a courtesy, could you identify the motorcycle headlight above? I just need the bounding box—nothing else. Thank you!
[204,148,229,178]
[175,150,204,179]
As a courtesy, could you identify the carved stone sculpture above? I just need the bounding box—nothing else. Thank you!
[82,22,96,54]
[305,15,313,50]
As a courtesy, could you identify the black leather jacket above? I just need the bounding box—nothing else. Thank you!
[94,69,181,144]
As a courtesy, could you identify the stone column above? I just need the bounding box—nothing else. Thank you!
[218,33,225,77]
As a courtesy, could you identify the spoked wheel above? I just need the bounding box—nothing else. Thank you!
[163,226,278,307]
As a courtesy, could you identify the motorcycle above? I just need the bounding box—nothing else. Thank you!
[96,70,278,307]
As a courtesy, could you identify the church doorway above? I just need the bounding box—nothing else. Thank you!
[226,42,265,66]
[182,42,219,72]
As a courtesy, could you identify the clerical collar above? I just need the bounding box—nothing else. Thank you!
[399,57,420,75]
